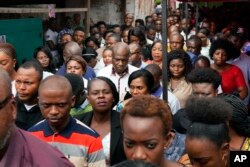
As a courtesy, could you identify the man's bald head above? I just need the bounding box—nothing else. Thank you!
[39,75,73,97]
[112,42,130,58]
[0,69,12,96]
[63,41,82,61]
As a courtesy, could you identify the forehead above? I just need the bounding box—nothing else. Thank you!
[130,77,146,85]
[192,83,215,90]
[122,115,164,137]
[113,48,129,59]
[187,40,197,46]
[0,51,12,59]
[39,87,71,101]
[170,35,183,41]
[17,67,40,79]
[170,58,184,64]
[89,79,110,90]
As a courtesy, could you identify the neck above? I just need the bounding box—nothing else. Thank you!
[50,117,70,133]
[92,110,111,123]
[229,128,245,150]
[10,71,17,81]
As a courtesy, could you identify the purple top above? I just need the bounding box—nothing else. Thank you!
[0,127,74,167]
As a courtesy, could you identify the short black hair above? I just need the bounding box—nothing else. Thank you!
[84,36,100,48]
[187,35,202,49]
[74,27,85,33]
[197,27,210,36]
[128,69,154,93]
[87,77,119,108]
[186,97,231,148]
[128,27,146,46]
[19,60,43,81]
[64,73,84,96]
[187,68,221,90]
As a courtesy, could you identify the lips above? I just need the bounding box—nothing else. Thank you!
[97,101,107,106]
[48,117,61,124]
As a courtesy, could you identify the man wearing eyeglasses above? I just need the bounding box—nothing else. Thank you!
[0,69,74,166]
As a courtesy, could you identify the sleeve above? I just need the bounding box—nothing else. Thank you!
[235,66,247,87]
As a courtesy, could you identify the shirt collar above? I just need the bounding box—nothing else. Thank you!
[43,117,75,138]
[112,66,129,77]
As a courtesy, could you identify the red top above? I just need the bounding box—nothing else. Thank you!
[219,65,246,94]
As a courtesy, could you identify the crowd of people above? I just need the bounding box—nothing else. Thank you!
[0,2,250,167]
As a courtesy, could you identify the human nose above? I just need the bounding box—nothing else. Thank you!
[132,146,147,161]
[49,105,59,115]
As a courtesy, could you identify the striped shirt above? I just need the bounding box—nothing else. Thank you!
[29,117,106,167]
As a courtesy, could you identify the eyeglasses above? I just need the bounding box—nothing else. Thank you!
[0,95,12,110]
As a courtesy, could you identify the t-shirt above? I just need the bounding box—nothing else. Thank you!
[219,65,246,94]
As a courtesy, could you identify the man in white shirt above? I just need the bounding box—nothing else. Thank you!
[97,42,138,100]
[45,18,59,62]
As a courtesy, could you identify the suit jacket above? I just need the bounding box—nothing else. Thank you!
[75,110,126,166]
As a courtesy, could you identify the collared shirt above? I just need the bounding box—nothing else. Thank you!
[1,127,74,167]
[97,64,139,101]
[29,117,106,167]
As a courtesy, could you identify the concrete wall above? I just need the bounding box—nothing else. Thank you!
[90,0,124,25]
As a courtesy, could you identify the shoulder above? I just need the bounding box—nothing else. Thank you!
[73,118,100,138]
[165,160,185,167]
[28,120,46,132]
[128,64,139,73]
[17,128,74,167]
[97,64,113,76]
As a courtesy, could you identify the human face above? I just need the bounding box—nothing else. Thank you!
[113,27,121,35]
[212,49,227,66]
[151,42,163,62]
[99,24,107,35]
[155,20,162,32]
[36,51,50,68]
[122,30,129,44]
[192,83,217,98]
[0,51,16,77]
[146,17,153,26]
[129,35,140,45]
[61,34,72,44]
[103,50,113,66]
[185,137,228,167]
[0,81,16,150]
[73,30,85,45]
[123,115,170,166]
[87,79,114,112]
[147,29,156,41]
[125,14,134,27]
[169,35,184,51]
[197,33,208,47]
[106,37,118,48]
[66,60,84,76]
[87,41,98,50]
[15,68,41,105]
[187,40,201,56]
[129,77,149,96]
[129,46,141,66]
[169,59,185,79]
[39,87,75,132]
[112,48,129,74]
